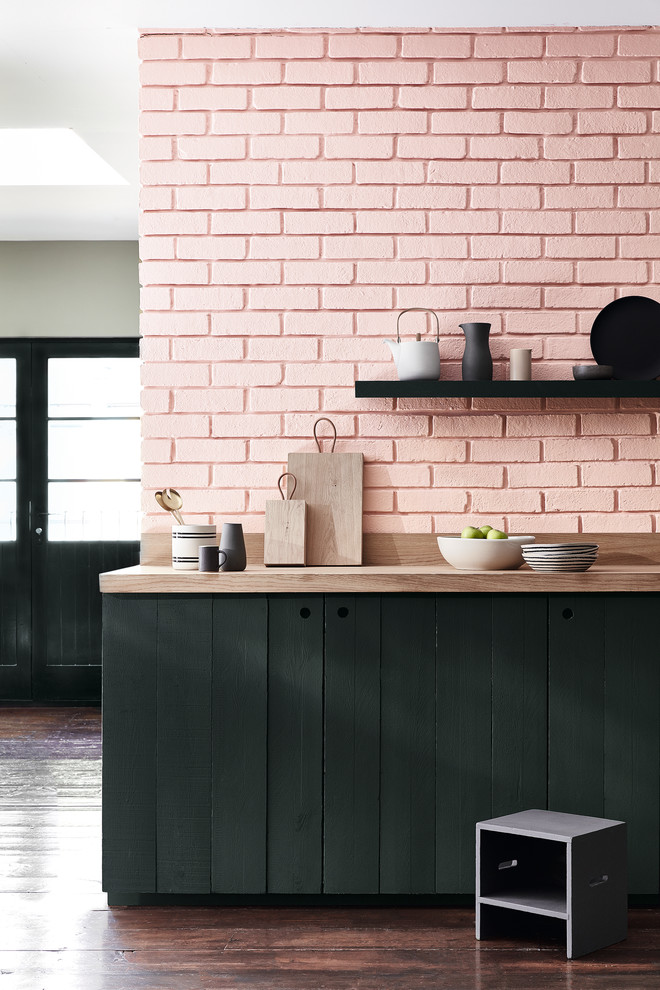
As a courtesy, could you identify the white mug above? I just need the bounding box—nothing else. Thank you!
[171,524,216,571]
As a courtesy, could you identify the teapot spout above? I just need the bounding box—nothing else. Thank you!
[383,338,399,366]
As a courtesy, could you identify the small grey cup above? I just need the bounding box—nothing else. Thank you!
[198,546,228,572]
[219,522,247,572]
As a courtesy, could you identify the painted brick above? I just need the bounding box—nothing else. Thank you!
[433,415,502,437]
[504,112,573,134]
[470,186,540,209]
[618,33,660,56]
[140,261,208,285]
[472,490,542,513]
[359,62,429,85]
[285,61,354,84]
[501,211,572,234]
[577,260,648,282]
[398,186,467,208]
[211,312,281,335]
[181,87,249,111]
[140,111,206,135]
[284,311,353,335]
[178,136,245,159]
[471,236,541,259]
[430,260,499,283]
[506,312,576,334]
[250,388,319,412]
[212,261,281,284]
[249,286,318,309]
[398,236,468,258]
[433,61,504,84]
[544,438,614,460]
[397,490,467,513]
[583,462,653,486]
[575,161,644,185]
[325,87,395,109]
[211,364,283,387]
[509,463,578,487]
[210,212,280,235]
[472,86,541,109]
[140,61,207,87]
[325,135,393,159]
[471,439,540,461]
[141,162,207,185]
[211,110,279,132]
[140,212,207,236]
[357,211,425,234]
[323,235,393,259]
[506,414,576,437]
[141,362,210,388]
[171,337,243,361]
[176,187,246,210]
[356,162,425,185]
[175,438,247,461]
[472,286,541,309]
[500,161,571,184]
[402,35,471,58]
[140,136,174,161]
[255,35,324,59]
[398,87,468,109]
[429,211,498,233]
[251,135,320,158]
[177,236,246,259]
[329,34,397,57]
[211,62,282,85]
[583,59,652,83]
[285,111,354,134]
[209,161,279,184]
[470,136,539,159]
[358,111,428,134]
[545,489,615,512]
[283,161,352,184]
[284,212,353,234]
[140,312,208,335]
[284,261,353,284]
[622,235,660,257]
[544,186,615,209]
[139,35,179,60]
[211,414,282,437]
[475,35,543,58]
[544,287,613,310]
[140,88,175,111]
[431,111,500,133]
[433,464,504,488]
[284,363,355,386]
[174,286,244,310]
[545,135,614,159]
[546,33,615,57]
[139,236,175,260]
[508,60,577,83]
[581,413,652,435]
[545,86,613,109]
[619,135,660,158]
[503,261,573,283]
[250,186,319,210]
[322,286,394,309]
[578,110,647,136]
[618,86,660,108]
[575,211,646,234]
[428,161,498,184]
[181,35,251,59]
[546,236,615,258]
[357,261,425,284]
[253,86,321,110]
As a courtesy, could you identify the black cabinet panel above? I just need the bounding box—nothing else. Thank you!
[380,595,437,894]
[211,595,268,893]
[549,595,660,895]
[324,594,381,894]
[156,595,212,893]
[267,595,324,893]
[102,594,157,892]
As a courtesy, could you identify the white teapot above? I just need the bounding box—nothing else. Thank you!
[384,308,441,381]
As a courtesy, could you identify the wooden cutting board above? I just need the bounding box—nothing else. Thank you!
[264,473,306,566]
[287,419,363,566]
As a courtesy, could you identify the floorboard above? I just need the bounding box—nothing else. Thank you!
[0,706,659,989]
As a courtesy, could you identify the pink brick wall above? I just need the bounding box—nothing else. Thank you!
[139,27,660,535]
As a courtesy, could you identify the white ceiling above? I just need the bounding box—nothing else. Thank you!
[2,0,658,241]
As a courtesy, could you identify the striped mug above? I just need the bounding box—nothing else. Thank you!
[171,524,216,571]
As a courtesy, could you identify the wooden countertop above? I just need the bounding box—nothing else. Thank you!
[99,560,660,594]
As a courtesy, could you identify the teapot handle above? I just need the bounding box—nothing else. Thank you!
[396,308,440,344]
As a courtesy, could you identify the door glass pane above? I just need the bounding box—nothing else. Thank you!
[0,481,16,541]
[48,358,141,417]
[48,420,140,480]
[0,359,16,417]
[0,421,16,480]
[48,481,140,541]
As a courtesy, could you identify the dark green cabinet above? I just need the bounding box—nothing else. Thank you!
[102,591,659,902]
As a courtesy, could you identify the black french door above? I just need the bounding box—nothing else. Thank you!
[0,339,140,700]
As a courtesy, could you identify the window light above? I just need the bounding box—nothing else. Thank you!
[0,129,128,185]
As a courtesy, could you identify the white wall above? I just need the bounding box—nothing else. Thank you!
[0,242,138,337]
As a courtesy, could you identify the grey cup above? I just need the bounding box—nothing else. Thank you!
[219,522,247,572]
[460,323,493,382]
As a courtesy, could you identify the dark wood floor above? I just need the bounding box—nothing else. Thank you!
[1,708,660,989]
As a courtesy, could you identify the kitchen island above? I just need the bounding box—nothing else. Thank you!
[101,533,660,905]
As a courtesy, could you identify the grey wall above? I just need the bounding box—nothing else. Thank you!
[0,242,138,337]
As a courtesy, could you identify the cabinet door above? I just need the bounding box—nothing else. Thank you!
[102,594,157,894]
[156,595,213,893]
[211,595,268,893]
[436,595,547,894]
[380,595,436,893]
[267,595,324,893]
[324,594,380,893]
[549,595,660,895]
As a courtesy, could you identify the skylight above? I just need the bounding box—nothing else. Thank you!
[0,129,128,185]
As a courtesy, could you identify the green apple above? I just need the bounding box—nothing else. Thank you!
[486,528,508,540]
[479,525,493,536]
[461,526,485,539]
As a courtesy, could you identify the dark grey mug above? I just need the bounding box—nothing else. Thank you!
[198,545,228,573]
[219,523,247,572]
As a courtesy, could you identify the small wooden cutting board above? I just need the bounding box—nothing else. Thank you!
[287,419,363,566]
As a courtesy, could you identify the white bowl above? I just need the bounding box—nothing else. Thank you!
[437,535,535,571]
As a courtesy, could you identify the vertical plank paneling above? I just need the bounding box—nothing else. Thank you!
[267,595,324,893]
[324,594,380,893]
[492,595,548,817]
[603,596,659,895]
[211,595,268,893]
[380,595,436,894]
[156,595,212,893]
[102,594,157,892]
[549,596,606,818]
[436,595,493,894]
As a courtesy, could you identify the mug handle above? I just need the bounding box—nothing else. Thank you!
[218,549,228,568]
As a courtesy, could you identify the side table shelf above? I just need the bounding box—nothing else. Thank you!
[476,809,627,959]
[355,380,660,400]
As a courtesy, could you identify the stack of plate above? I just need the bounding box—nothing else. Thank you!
[522,543,599,573]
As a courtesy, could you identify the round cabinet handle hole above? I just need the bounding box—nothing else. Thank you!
[337,607,349,618]
[300,607,311,619]
[562,608,574,620]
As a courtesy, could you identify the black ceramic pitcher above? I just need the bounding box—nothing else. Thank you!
[219,522,247,572]
[460,322,493,381]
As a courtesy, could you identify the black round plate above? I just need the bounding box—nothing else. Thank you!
[591,295,660,380]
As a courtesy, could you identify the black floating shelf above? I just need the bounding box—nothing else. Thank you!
[355,380,660,399]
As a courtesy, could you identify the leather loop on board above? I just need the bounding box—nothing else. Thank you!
[313,417,338,453]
